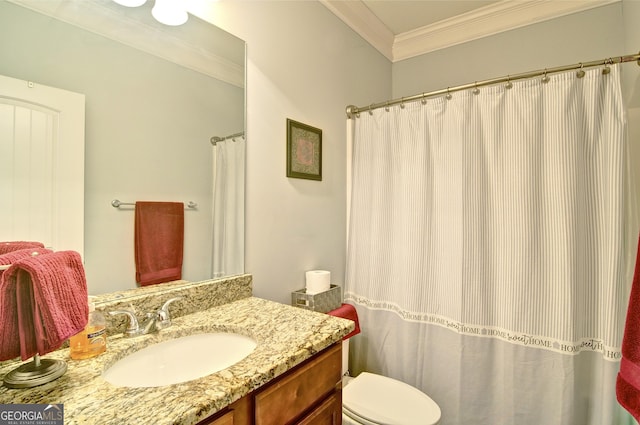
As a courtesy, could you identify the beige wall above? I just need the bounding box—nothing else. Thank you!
[0,1,391,300]
[9,1,629,305]
[190,1,392,303]
[391,4,626,97]
[623,0,640,224]
[192,1,640,303]
[0,2,244,294]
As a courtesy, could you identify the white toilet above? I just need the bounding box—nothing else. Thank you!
[340,339,441,425]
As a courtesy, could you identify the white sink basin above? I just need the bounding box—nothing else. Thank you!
[102,333,257,388]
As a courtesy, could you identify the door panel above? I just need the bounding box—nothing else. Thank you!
[0,74,85,256]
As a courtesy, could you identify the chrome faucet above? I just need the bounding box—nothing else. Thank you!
[109,297,183,337]
[109,309,153,338]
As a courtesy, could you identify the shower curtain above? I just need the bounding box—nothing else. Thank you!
[345,64,637,424]
[211,136,245,278]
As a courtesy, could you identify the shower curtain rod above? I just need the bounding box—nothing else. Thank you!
[210,131,245,145]
[346,51,640,118]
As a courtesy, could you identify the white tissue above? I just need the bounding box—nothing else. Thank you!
[305,270,331,294]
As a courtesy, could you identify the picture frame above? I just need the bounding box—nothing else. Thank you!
[286,118,322,181]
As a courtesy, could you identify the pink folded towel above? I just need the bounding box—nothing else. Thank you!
[0,251,88,361]
[617,234,640,420]
[134,201,184,286]
[328,303,361,340]
[0,241,45,255]
[0,248,54,290]
[0,248,53,267]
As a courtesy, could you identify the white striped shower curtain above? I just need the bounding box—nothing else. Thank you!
[345,64,637,424]
[211,135,245,278]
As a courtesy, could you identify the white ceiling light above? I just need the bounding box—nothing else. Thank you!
[151,0,189,26]
[113,0,147,7]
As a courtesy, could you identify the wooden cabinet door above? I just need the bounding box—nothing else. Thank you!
[254,343,341,425]
[197,343,342,425]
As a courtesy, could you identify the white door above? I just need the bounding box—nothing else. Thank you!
[0,74,85,257]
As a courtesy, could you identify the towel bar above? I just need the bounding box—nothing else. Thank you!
[111,199,198,209]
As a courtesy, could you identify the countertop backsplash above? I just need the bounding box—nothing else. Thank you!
[93,274,252,335]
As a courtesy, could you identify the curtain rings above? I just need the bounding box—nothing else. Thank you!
[505,75,513,89]
[385,101,390,112]
[400,97,405,109]
[472,82,480,95]
[541,69,550,84]
[446,87,452,100]
[368,104,374,115]
[421,93,427,105]
[576,63,586,79]
[603,58,612,75]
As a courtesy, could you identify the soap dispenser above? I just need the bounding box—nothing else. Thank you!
[69,297,106,360]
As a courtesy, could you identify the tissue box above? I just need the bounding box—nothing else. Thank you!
[291,284,342,313]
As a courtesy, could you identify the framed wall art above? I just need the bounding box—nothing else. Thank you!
[286,118,322,181]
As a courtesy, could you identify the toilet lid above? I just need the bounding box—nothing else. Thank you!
[343,372,441,425]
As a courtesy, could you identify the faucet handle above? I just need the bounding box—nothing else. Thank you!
[160,297,183,312]
[156,297,183,329]
[109,309,140,337]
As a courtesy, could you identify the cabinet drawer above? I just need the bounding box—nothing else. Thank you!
[297,391,342,425]
[196,396,251,425]
[197,409,234,425]
[255,343,342,425]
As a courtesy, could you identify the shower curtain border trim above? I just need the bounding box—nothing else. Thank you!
[345,293,622,362]
[345,51,640,118]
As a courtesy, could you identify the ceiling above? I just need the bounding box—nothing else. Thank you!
[362,0,500,34]
[8,0,245,87]
[320,0,619,62]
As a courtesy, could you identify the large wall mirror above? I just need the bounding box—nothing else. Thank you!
[0,0,246,295]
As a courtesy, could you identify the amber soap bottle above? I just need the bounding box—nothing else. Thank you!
[69,297,106,360]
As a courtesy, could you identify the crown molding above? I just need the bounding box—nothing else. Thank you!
[393,0,619,62]
[319,0,394,61]
[8,0,245,88]
[322,0,620,63]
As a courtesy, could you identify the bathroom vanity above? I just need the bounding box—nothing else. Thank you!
[201,342,342,425]
[0,275,353,424]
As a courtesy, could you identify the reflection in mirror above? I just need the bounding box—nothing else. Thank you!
[0,0,246,295]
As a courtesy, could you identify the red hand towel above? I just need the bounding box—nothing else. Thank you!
[0,247,53,286]
[617,234,640,420]
[0,248,53,267]
[0,251,88,361]
[0,241,45,255]
[328,303,361,340]
[134,201,184,286]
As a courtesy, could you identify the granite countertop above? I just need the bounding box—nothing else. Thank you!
[0,297,354,425]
